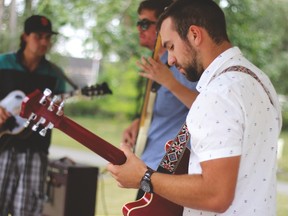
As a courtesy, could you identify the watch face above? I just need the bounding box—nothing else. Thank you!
[140,180,151,193]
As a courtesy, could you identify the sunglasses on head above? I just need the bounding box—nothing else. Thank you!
[136,19,156,31]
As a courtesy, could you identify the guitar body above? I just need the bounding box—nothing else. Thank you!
[134,90,157,157]
[123,147,190,216]
[0,90,27,136]
[123,193,182,216]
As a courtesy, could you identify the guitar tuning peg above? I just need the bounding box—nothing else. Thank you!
[32,117,46,131]
[39,122,54,137]
[48,95,59,111]
[56,100,65,116]
[40,89,52,105]
[24,113,37,128]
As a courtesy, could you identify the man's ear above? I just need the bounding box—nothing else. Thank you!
[21,33,29,41]
[188,25,202,46]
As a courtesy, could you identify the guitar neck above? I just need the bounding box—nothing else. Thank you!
[58,116,126,165]
[61,89,81,99]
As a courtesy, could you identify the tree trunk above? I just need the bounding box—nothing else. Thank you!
[8,0,17,50]
[0,0,4,29]
[24,0,33,17]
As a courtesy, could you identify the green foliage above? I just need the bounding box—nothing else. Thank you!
[281,105,288,130]
[95,55,146,119]
[88,0,141,59]
[278,130,288,182]
[222,0,288,95]
[63,54,148,119]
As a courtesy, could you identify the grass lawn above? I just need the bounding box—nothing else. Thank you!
[50,116,288,216]
[96,171,137,216]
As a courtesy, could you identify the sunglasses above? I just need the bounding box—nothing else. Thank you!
[136,19,156,31]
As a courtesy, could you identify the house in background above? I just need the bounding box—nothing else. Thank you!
[60,56,100,89]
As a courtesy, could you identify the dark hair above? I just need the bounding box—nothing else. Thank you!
[157,0,229,44]
[19,34,27,51]
[138,0,173,19]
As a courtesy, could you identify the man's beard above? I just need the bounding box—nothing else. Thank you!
[181,43,202,82]
[185,65,201,82]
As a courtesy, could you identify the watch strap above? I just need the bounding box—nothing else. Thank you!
[141,167,155,193]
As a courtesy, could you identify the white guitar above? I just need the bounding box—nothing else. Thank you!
[0,82,112,137]
[134,34,162,157]
[0,90,27,136]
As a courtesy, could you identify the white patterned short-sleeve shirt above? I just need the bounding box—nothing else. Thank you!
[184,47,282,216]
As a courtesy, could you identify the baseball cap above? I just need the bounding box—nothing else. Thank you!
[24,15,58,34]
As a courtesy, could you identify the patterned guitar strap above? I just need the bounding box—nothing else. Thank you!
[158,123,190,174]
[157,65,273,174]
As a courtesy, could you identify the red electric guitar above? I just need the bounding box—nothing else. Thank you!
[20,89,190,216]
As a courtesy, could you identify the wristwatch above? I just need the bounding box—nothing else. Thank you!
[140,167,155,193]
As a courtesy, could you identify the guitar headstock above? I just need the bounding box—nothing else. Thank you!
[81,82,112,97]
[20,89,65,136]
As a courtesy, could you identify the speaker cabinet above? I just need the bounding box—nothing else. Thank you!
[42,157,99,216]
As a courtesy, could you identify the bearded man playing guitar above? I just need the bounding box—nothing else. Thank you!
[122,0,198,200]
[109,0,282,215]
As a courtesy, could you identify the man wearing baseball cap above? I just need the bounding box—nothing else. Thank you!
[0,15,75,215]
[24,15,58,35]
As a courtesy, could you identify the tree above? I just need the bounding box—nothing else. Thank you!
[222,0,287,70]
